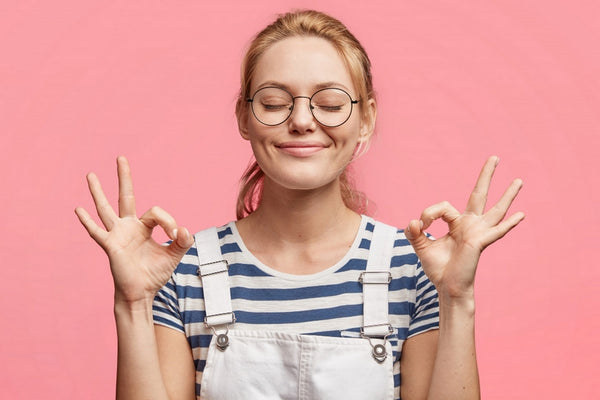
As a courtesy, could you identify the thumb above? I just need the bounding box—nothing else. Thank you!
[405,219,430,253]
[167,226,194,259]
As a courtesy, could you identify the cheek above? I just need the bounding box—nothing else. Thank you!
[337,120,363,145]
[247,125,275,145]
[242,115,269,142]
[245,125,279,163]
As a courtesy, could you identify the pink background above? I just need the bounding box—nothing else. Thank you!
[1,1,598,398]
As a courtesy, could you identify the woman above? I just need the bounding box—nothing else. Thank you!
[75,10,524,400]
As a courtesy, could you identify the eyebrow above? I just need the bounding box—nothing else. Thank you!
[255,80,353,93]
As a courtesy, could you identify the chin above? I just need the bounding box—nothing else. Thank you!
[267,170,342,192]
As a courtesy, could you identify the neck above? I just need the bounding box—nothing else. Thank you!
[240,175,361,239]
[235,177,362,274]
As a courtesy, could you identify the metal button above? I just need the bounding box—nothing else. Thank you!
[216,333,229,351]
[372,344,387,363]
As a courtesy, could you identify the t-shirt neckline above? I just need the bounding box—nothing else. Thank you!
[226,215,369,282]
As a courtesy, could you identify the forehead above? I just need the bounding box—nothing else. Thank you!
[252,36,355,94]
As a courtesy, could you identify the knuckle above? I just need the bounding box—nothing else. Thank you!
[491,203,503,212]
[149,205,162,214]
[470,189,486,198]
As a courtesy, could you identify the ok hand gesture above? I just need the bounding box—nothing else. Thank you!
[405,156,525,300]
[75,156,194,305]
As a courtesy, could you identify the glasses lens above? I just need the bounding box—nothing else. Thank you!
[251,87,293,126]
[311,88,353,127]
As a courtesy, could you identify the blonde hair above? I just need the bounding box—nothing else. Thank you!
[235,10,375,219]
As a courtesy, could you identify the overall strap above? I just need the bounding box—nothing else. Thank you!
[360,222,397,338]
[195,227,235,327]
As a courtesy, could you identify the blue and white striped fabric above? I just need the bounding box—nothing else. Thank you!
[153,215,439,399]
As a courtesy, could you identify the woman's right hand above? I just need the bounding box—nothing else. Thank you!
[75,156,194,305]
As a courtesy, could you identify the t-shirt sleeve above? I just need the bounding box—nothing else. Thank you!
[152,272,185,333]
[407,260,440,337]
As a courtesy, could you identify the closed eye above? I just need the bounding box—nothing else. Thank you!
[315,104,344,112]
[261,103,291,111]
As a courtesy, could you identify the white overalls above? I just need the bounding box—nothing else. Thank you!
[194,222,398,399]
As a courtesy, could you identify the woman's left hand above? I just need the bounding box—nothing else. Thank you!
[404,156,525,301]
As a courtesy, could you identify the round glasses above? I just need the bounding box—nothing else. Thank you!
[247,87,359,127]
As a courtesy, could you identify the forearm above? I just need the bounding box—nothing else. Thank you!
[427,294,480,400]
[114,299,170,400]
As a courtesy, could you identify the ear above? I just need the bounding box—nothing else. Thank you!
[358,98,377,143]
[237,102,251,141]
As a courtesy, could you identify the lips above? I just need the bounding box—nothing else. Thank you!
[276,141,328,157]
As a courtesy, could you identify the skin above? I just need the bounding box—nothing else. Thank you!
[75,36,524,400]
[236,37,376,274]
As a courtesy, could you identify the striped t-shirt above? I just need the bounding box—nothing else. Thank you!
[153,215,440,399]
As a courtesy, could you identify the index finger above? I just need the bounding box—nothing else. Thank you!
[465,156,499,215]
[117,156,137,217]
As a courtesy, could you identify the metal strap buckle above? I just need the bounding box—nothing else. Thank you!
[360,324,394,363]
[358,271,392,284]
[360,323,394,337]
[204,311,236,327]
[197,259,229,277]
[207,323,235,351]
[205,312,236,352]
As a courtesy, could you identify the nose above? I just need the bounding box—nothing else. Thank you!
[288,96,317,133]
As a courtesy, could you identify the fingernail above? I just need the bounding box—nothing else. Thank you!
[172,229,178,240]
[419,220,424,230]
[495,156,500,166]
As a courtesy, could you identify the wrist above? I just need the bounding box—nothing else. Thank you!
[114,302,155,332]
[437,288,476,317]
[114,295,155,317]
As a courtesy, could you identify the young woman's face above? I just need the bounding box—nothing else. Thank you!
[239,36,375,192]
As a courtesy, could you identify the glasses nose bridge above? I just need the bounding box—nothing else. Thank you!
[288,94,315,122]
[290,95,313,110]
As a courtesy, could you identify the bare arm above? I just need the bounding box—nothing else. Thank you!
[75,156,195,399]
[402,156,525,400]
[114,301,170,399]
[154,325,196,399]
[400,330,438,400]
[400,303,478,400]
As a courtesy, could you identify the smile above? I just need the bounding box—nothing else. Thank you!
[276,142,328,157]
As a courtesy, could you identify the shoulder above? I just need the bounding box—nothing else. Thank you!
[363,216,419,269]
[363,216,412,248]
[362,215,403,235]
[171,222,236,273]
